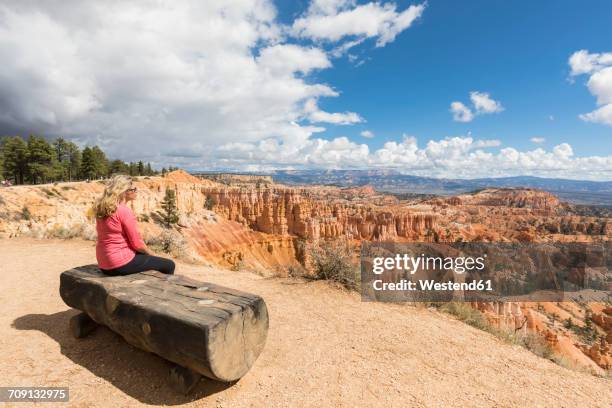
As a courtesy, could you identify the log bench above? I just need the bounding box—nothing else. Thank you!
[59,265,269,394]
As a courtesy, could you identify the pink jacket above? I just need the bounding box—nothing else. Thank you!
[96,203,145,270]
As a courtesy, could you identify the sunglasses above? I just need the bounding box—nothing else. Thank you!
[127,187,138,193]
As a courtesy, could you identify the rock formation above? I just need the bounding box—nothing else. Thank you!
[1,171,610,371]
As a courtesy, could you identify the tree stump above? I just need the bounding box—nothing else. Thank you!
[59,265,268,383]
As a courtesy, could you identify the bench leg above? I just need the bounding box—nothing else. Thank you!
[168,364,202,395]
[69,312,98,338]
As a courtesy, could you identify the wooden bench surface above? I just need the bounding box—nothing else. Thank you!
[60,265,269,382]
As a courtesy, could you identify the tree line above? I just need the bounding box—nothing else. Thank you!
[0,135,179,185]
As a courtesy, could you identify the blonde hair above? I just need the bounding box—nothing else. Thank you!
[93,175,133,218]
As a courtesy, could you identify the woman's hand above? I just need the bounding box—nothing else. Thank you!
[136,243,156,256]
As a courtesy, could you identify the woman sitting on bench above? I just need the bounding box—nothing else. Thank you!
[93,175,175,276]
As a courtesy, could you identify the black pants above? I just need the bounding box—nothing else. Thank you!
[101,253,175,276]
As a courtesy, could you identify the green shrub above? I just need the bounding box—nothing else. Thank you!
[21,206,31,220]
[41,187,56,197]
[205,195,214,210]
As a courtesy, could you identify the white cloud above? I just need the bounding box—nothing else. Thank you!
[530,137,545,144]
[579,104,612,126]
[292,1,425,47]
[257,44,331,75]
[450,102,474,122]
[470,91,504,114]
[0,3,608,180]
[215,134,612,180]
[360,130,374,138]
[307,0,355,16]
[304,98,363,125]
[0,1,357,162]
[569,50,612,126]
[569,49,612,76]
[451,91,503,122]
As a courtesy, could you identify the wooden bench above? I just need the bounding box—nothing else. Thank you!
[59,265,269,394]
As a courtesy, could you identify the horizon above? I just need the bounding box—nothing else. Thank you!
[0,1,610,180]
[188,168,612,183]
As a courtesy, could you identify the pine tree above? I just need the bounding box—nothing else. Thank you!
[91,146,109,178]
[1,136,28,184]
[0,136,6,178]
[80,147,96,180]
[145,162,152,176]
[65,141,81,181]
[161,188,179,228]
[109,159,129,175]
[205,195,214,210]
[550,312,558,327]
[137,161,144,176]
[26,135,54,184]
[52,137,69,180]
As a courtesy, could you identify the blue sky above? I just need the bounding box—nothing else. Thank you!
[0,0,610,179]
[280,0,612,155]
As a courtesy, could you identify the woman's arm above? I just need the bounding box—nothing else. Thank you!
[134,242,155,256]
[118,205,155,255]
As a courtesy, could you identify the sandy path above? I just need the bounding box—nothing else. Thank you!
[0,238,610,407]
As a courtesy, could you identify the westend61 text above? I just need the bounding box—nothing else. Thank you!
[372,279,493,291]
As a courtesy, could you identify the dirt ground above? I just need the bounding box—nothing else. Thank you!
[0,238,610,407]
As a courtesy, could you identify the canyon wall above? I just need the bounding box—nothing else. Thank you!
[202,186,440,242]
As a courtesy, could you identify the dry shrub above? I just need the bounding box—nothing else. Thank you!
[440,302,491,331]
[147,230,189,260]
[520,332,554,360]
[46,222,97,241]
[437,302,603,375]
[304,239,360,290]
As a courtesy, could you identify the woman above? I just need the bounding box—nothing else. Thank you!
[94,175,175,276]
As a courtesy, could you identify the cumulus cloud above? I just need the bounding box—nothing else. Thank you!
[216,134,611,180]
[303,98,363,125]
[450,102,474,122]
[257,44,331,75]
[0,1,365,162]
[530,137,545,144]
[450,91,503,122]
[292,1,425,47]
[469,91,504,114]
[579,104,612,126]
[0,2,609,180]
[569,49,612,126]
[569,49,612,76]
[1,1,421,166]
[360,130,374,138]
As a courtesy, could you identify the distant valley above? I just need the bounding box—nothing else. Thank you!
[263,170,612,207]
